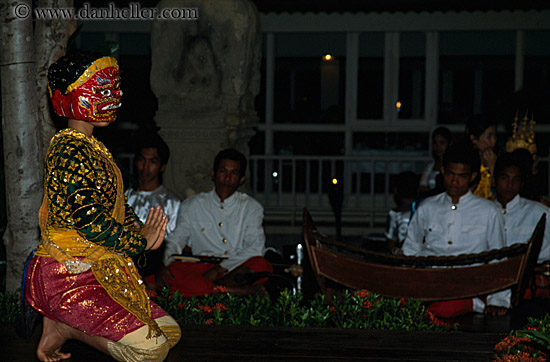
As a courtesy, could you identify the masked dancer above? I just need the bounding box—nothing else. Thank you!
[24,51,181,362]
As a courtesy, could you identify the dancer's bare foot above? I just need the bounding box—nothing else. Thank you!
[37,317,71,361]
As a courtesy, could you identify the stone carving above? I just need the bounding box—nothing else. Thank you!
[151,0,261,197]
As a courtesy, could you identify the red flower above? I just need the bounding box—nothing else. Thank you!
[213,286,228,294]
[362,301,373,309]
[199,305,212,314]
[426,311,436,321]
[177,303,184,310]
[205,318,215,325]
[516,351,535,362]
[355,289,370,299]
[495,336,513,353]
[431,318,452,329]
[147,290,157,299]
[213,303,227,312]
[494,335,532,354]
[400,298,407,307]
[425,311,451,329]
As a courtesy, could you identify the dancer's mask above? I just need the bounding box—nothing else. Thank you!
[48,52,121,123]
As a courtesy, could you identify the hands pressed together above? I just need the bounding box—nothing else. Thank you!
[139,206,168,251]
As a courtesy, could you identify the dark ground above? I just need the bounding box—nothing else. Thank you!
[3,298,549,362]
[0,321,510,362]
[3,235,550,361]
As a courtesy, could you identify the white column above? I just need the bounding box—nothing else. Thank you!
[344,32,359,204]
[384,32,400,125]
[345,32,359,154]
[264,32,275,156]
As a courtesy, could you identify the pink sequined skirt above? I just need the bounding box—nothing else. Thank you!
[25,255,168,342]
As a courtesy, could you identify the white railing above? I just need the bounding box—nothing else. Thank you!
[249,153,432,227]
[117,150,550,228]
[249,153,550,227]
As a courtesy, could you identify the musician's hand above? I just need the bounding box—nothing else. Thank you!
[484,305,508,317]
[156,266,175,290]
[140,206,168,250]
[203,264,228,281]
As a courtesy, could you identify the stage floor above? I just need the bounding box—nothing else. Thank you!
[0,319,509,362]
[3,298,548,361]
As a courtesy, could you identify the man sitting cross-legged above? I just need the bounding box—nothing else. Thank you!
[493,151,550,297]
[402,144,509,317]
[154,148,273,296]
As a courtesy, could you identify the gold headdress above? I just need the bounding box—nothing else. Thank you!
[505,112,537,155]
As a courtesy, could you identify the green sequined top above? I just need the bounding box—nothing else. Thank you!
[44,128,146,256]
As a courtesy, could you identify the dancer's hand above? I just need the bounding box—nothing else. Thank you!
[140,206,168,250]
[128,222,141,232]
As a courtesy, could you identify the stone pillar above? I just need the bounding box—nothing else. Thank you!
[150,0,261,198]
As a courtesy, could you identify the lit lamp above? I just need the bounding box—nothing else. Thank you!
[322,54,333,62]
[328,177,344,240]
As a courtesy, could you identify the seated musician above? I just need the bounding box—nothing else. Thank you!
[385,171,419,252]
[402,144,509,317]
[151,149,273,296]
[126,132,182,280]
[493,151,550,297]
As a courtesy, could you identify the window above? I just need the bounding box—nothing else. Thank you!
[439,31,515,124]
[524,30,550,124]
[357,32,384,120]
[398,32,426,120]
[273,33,346,124]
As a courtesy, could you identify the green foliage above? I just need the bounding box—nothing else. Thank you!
[493,313,550,361]
[153,288,456,332]
[0,292,18,323]
[0,288,459,332]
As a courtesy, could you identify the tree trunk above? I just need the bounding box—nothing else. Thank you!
[0,0,44,293]
[34,0,76,155]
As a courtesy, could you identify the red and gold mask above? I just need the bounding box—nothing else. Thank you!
[49,57,122,123]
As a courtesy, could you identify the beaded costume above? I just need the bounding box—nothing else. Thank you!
[26,129,180,360]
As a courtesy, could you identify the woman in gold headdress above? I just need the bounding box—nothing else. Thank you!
[505,113,549,206]
[24,51,181,362]
[466,114,498,199]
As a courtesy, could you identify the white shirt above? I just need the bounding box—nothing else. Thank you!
[164,189,266,272]
[125,185,182,237]
[403,190,509,310]
[494,194,550,263]
[420,160,439,189]
[385,206,412,245]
